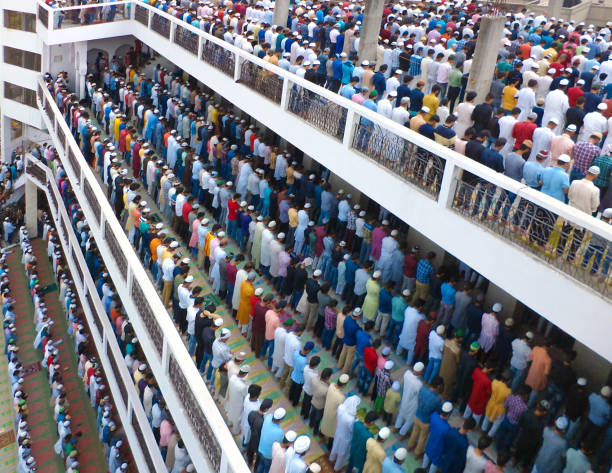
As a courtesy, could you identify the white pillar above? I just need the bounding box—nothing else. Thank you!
[73,41,88,99]
[25,180,38,238]
[549,0,563,19]
[272,0,290,30]
[357,0,384,62]
[466,16,505,103]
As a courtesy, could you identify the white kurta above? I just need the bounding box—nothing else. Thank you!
[232,269,248,310]
[579,112,607,142]
[498,115,517,157]
[211,246,226,293]
[260,229,274,267]
[541,89,569,135]
[394,370,423,433]
[529,127,555,162]
[454,102,475,140]
[329,396,360,471]
[516,88,536,122]
[272,327,288,373]
[241,397,261,444]
[227,375,248,433]
[269,239,284,277]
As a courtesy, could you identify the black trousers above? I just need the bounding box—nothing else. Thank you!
[289,380,303,406]
[300,392,313,419]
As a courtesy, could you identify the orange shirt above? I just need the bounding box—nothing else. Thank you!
[150,238,161,262]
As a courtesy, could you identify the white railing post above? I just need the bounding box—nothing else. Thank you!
[233,53,241,82]
[436,160,461,208]
[147,8,152,28]
[342,109,356,148]
[198,36,203,62]
[170,21,176,42]
[280,78,290,111]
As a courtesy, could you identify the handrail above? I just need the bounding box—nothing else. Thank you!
[36,0,612,244]
[37,78,251,473]
[24,154,167,473]
[39,0,132,12]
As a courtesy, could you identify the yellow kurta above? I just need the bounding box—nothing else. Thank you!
[485,379,512,421]
[363,438,386,473]
[236,280,254,326]
[320,384,345,438]
[362,279,381,320]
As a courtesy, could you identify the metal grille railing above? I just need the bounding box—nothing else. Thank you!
[84,180,101,226]
[201,41,235,77]
[168,354,221,471]
[104,220,128,279]
[131,413,156,473]
[351,122,445,197]
[37,83,43,104]
[151,13,170,38]
[44,100,54,125]
[26,161,47,185]
[451,178,612,297]
[131,280,164,358]
[239,61,282,104]
[57,125,66,152]
[38,4,48,28]
[288,85,347,141]
[134,4,148,25]
[174,24,198,55]
[86,291,104,342]
[107,336,128,406]
[72,247,83,286]
[60,216,70,247]
[67,146,80,178]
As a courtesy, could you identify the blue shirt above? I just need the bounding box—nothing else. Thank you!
[416,259,434,284]
[344,259,358,284]
[540,166,569,202]
[415,386,442,423]
[587,393,611,427]
[523,161,543,188]
[340,84,356,100]
[355,329,372,355]
[378,288,392,313]
[258,415,284,458]
[382,458,404,473]
[343,316,359,346]
[425,413,451,465]
[440,283,456,306]
[291,351,308,384]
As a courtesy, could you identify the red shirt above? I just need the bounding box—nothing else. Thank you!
[414,321,431,359]
[567,87,584,107]
[468,367,492,415]
[512,121,537,149]
[182,201,192,223]
[363,346,378,373]
[404,254,418,278]
[519,43,532,60]
[227,199,239,221]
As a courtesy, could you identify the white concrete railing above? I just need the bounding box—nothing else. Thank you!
[37,80,251,473]
[23,154,167,473]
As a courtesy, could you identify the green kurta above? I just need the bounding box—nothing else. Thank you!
[349,420,373,470]
[362,278,381,320]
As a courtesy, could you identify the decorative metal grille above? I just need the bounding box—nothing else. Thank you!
[49,185,59,215]
[84,180,101,227]
[44,99,53,124]
[168,354,221,470]
[288,86,347,141]
[151,13,170,38]
[38,5,48,28]
[60,215,70,247]
[106,339,128,407]
[131,414,156,473]
[104,220,128,279]
[351,123,445,197]
[26,161,47,185]
[130,280,164,358]
[201,41,235,77]
[451,177,611,298]
[239,61,282,104]
[72,247,83,286]
[67,147,80,177]
[57,125,66,152]
[37,83,43,104]
[134,4,148,25]
[174,24,198,55]
[86,291,104,343]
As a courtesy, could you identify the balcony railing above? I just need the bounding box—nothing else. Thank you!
[34,0,612,299]
[37,77,250,473]
[37,0,131,30]
[24,154,167,473]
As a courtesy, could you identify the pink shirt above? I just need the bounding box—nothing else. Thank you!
[278,251,291,277]
[159,420,173,447]
[265,310,281,341]
[269,443,286,473]
[352,93,366,105]
[189,218,201,248]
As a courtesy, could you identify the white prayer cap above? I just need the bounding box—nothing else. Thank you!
[220,328,231,339]
[277,232,286,239]
[577,377,587,386]
[339,373,350,384]
[588,166,601,175]
[313,269,322,277]
[566,124,577,132]
[309,463,321,473]
[182,258,191,264]
[492,302,503,312]
[170,241,179,248]
[268,221,276,228]
[413,362,425,372]
[381,219,390,225]
[602,386,612,398]
[217,231,226,238]
[384,360,394,370]
[547,68,556,74]
[372,270,382,279]
[555,416,569,430]
[239,365,251,373]
[597,103,608,111]
[390,229,399,237]
[436,325,446,336]
[185,275,194,283]
[214,318,224,327]
[559,79,569,86]
[548,117,559,125]
[378,426,391,440]
[294,435,311,453]
[394,448,408,461]
[442,401,453,413]
[255,288,264,296]
[285,430,297,442]
[273,407,286,420]
[558,154,571,163]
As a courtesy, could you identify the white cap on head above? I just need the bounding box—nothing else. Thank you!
[384,360,394,370]
[413,362,425,372]
[214,318,224,327]
[442,401,453,413]
[373,270,382,279]
[436,325,446,336]
[220,328,231,339]
[378,426,391,440]
[255,288,264,296]
[185,275,194,283]
[601,386,612,398]
[285,430,297,442]
[339,373,350,384]
[555,416,569,430]
[294,435,311,454]
[309,463,321,473]
[558,154,571,163]
[313,269,322,277]
[390,229,399,237]
[492,302,503,312]
[598,103,608,111]
[274,407,286,420]
[577,377,587,386]
[394,448,408,461]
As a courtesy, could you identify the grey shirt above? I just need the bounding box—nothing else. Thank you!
[504,152,526,182]
[534,427,567,473]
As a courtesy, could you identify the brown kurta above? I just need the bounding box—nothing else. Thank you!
[440,338,462,399]
[363,438,386,473]
[320,384,345,438]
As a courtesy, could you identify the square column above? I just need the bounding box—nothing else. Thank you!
[466,16,505,103]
